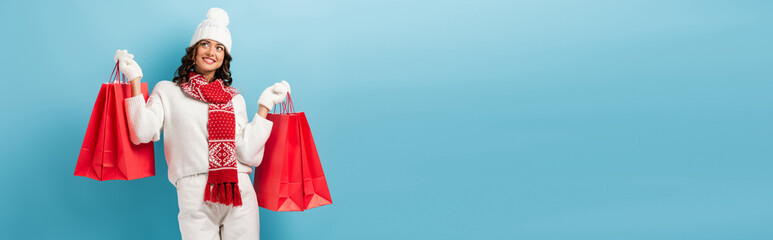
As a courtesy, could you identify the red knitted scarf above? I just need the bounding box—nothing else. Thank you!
[180,71,243,207]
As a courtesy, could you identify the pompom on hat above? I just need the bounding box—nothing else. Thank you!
[190,8,232,52]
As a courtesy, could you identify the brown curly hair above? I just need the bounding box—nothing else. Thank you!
[172,40,233,86]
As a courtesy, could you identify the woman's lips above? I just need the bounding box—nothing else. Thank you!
[203,57,215,64]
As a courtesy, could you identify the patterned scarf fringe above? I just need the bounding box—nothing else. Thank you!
[204,182,243,207]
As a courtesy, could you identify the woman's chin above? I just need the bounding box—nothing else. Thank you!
[195,65,220,74]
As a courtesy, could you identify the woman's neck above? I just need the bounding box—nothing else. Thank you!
[195,70,216,82]
[204,73,215,82]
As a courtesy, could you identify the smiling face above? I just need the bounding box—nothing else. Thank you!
[172,39,233,87]
[193,39,227,79]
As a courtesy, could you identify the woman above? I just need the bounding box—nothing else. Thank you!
[115,8,287,240]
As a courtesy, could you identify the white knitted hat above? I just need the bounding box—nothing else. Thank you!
[190,8,232,52]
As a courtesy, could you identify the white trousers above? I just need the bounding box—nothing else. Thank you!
[176,173,259,240]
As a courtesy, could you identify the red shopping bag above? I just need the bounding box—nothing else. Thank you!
[74,63,155,181]
[255,94,332,211]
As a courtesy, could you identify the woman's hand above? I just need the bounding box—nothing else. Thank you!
[115,50,143,82]
[257,80,291,112]
[115,49,144,97]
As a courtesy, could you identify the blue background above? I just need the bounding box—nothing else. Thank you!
[1,0,771,239]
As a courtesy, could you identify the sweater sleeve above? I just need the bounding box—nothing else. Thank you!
[233,94,274,167]
[124,87,164,145]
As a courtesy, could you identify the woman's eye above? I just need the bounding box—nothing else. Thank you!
[217,46,223,51]
[202,42,209,47]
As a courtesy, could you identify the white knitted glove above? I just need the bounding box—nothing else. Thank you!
[258,80,291,112]
[114,49,143,81]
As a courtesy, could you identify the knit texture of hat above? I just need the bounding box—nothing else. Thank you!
[190,8,232,52]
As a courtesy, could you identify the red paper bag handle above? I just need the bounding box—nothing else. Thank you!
[109,62,128,84]
[274,93,295,114]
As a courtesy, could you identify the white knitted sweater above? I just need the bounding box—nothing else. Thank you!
[124,81,273,186]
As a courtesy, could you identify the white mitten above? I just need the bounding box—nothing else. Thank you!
[258,80,292,111]
[114,49,143,81]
